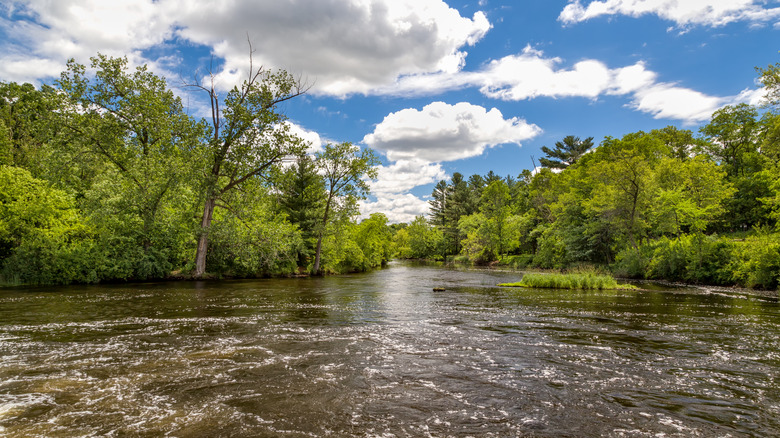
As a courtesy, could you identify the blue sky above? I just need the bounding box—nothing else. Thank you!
[1,0,778,222]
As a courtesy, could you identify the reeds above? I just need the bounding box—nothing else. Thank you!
[499,271,635,290]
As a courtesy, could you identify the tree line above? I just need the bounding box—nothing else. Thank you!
[0,54,389,285]
[395,61,780,290]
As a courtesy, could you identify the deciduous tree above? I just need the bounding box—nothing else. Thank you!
[312,142,378,274]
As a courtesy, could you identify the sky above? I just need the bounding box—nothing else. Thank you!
[1,0,778,223]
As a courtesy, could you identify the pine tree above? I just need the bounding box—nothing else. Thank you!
[539,135,594,169]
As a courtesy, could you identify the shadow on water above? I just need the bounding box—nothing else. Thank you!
[1,261,779,437]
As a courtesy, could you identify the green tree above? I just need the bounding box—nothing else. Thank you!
[353,213,393,269]
[188,54,308,277]
[480,179,512,259]
[276,154,326,267]
[0,166,98,285]
[206,180,301,277]
[396,215,444,259]
[539,135,594,169]
[57,55,204,279]
[649,126,708,161]
[700,104,760,177]
[652,156,735,236]
[583,133,666,250]
[312,142,378,274]
[757,58,780,108]
[0,82,62,174]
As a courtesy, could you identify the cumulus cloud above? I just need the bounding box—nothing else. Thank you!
[283,121,326,154]
[363,101,541,162]
[383,46,759,124]
[630,84,727,123]
[370,159,447,196]
[360,193,432,223]
[558,0,780,28]
[171,0,490,96]
[0,0,174,83]
[1,0,490,95]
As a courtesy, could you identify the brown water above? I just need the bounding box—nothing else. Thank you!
[1,262,779,437]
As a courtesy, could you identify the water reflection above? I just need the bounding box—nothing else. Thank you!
[0,262,779,437]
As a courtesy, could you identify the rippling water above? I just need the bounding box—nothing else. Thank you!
[1,262,779,437]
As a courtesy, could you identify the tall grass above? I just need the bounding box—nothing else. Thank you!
[499,270,635,290]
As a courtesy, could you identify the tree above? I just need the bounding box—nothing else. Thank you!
[700,103,760,177]
[58,55,202,240]
[276,154,326,267]
[539,135,594,169]
[757,59,780,109]
[312,142,378,274]
[0,166,97,285]
[652,156,735,236]
[480,179,512,259]
[649,126,708,161]
[0,82,62,174]
[57,55,204,279]
[397,215,444,259]
[583,133,666,250]
[353,213,393,269]
[188,49,309,277]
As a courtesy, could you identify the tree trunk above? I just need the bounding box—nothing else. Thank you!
[194,196,216,277]
[312,234,324,275]
[311,196,333,275]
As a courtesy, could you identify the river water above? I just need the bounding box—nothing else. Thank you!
[0,262,779,437]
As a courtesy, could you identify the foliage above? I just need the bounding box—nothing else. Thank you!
[312,141,379,274]
[0,166,99,285]
[395,216,444,259]
[353,213,393,270]
[206,189,302,277]
[188,53,309,277]
[730,230,780,290]
[614,234,736,285]
[539,135,594,169]
[276,154,326,266]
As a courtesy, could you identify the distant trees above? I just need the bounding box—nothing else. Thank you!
[412,103,779,288]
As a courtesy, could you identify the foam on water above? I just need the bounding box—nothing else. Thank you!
[0,264,779,436]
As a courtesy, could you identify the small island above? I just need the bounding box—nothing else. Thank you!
[499,272,637,290]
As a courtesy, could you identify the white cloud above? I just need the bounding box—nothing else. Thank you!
[370,159,447,196]
[479,47,621,100]
[0,0,174,81]
[1,0,490,96]
[171,0,490,96]
[397,46,658,102]
[559,0,780,28]
[360,193,431,223]
[284,121,326,154]
[363,101,541,162]
[383,46,759,124]
[629,84,727,123]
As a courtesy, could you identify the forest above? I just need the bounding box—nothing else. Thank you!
[1,54,780,289]
[0,55,387,285]
[397,61,780,290]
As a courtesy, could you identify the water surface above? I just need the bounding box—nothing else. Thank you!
[1,262,779,437]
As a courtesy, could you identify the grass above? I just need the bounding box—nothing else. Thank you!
[498,271,637,290]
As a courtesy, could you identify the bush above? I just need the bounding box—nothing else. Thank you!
[614,234,738,286]
[730,232,780,289]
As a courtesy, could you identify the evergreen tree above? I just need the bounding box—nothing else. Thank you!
[277,154,326,266]
[539,135,594,169]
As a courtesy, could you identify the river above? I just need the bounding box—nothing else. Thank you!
[1,262,779,437]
